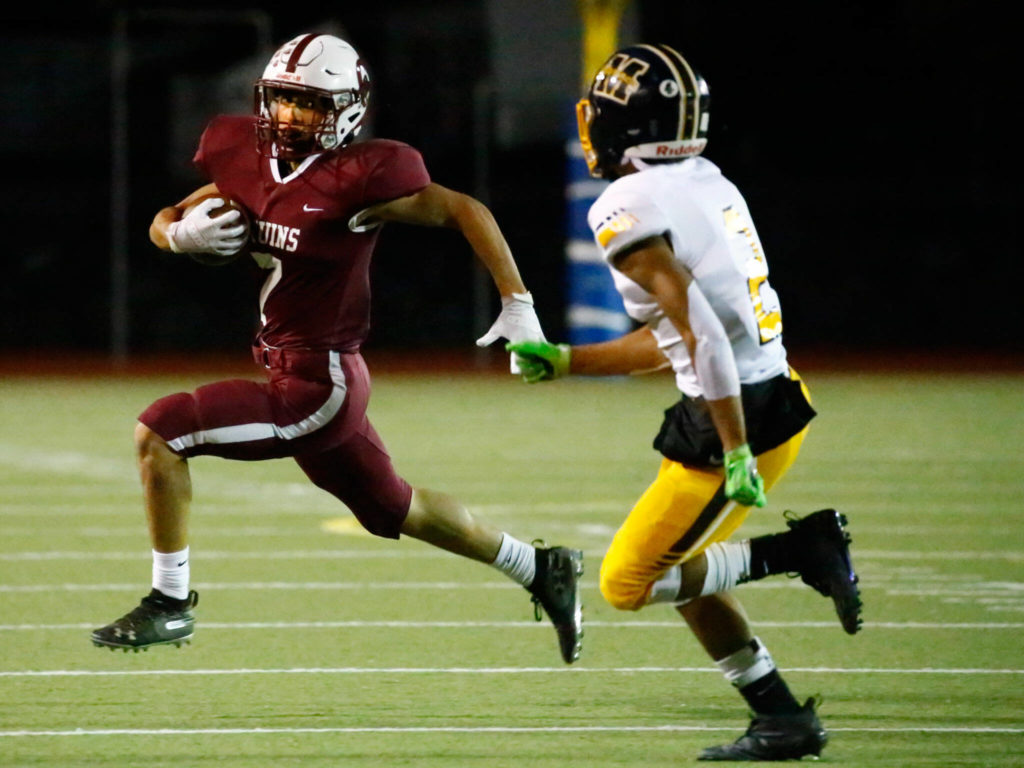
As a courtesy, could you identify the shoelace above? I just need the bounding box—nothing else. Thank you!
[120,591,196,627]
[114,596,166,630]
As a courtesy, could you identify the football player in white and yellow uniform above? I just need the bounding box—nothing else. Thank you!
[510,44,861,761]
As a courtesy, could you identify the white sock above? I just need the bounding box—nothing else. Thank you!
[491,534,536,586]
[700,541,752,596]
[152,547,190,600]
[647,565,683,604]
[715,636,777,687]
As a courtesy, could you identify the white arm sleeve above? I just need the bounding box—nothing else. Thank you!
[687,281,741,400]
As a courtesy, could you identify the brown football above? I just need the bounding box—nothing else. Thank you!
[181,193,252,266]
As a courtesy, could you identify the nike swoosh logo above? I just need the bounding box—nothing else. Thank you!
[177,560,188,567]
[303,204,324,212]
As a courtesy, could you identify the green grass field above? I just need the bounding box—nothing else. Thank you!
[1,361,1022,766]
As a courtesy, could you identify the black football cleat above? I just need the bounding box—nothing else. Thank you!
[786,508,862,634]
[91,589,198,652]
[527,546,583,663]
[698,697,828,761]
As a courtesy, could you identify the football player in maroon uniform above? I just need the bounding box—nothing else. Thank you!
[91,33,583,665]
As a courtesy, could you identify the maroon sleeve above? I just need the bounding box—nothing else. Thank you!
[191,116,253,184]
[360,142,431,206]
[191,119,219,180]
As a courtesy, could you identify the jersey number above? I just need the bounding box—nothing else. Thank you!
[723,206,782,344]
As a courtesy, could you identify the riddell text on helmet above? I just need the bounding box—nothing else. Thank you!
[655,144,702,157]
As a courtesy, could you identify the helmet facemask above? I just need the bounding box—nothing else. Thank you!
[576,99,601,176]
[255,83,366,160]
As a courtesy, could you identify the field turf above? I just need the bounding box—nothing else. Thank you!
[1,356,1022,766]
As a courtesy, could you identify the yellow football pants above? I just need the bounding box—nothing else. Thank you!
[599,373,811,612]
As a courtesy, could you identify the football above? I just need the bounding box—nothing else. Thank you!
[181,193,253,266]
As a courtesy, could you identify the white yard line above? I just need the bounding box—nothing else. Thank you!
[0,446,127,480]
[2,580,1022,598]
[1,724,1020,738]
[2,548,1024,561]
[2,666,1022,679]
[0,550,448,561]
[2,620,1022,631]
[0,502,629,517]
[2,526,339,536]
[2,549,1022,562]
[0,581,535,592]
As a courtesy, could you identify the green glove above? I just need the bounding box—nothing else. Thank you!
[723,443,767,507]
[505,340,571,383]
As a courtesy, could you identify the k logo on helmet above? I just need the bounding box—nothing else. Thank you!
[593,54,651,105]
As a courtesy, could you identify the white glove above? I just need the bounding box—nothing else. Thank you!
[476,292,546,373]
[166,197,248,256]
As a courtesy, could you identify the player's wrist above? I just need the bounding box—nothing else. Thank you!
[165,221,185,253]
[724,443,753,465]
[503,291,533,306]
[505,340,570,381]
[551,343,571,377]
[723,443,766,507]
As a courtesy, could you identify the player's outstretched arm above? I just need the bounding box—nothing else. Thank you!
[507,327,669,382]
[357,182,545,350]
[356,182,525,296]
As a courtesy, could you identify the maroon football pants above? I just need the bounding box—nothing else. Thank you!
[139,348,411,538]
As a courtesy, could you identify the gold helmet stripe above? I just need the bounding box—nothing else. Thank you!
[635,43,696,141]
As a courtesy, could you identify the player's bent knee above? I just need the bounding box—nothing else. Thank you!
[134,422,164,457]
[137,392,197,455]
[599,561,648,612]
[134,422,182,468]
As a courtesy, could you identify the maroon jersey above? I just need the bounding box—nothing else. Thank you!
[194,116,431,351]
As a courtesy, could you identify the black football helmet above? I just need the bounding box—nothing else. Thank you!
[577,43,710,178]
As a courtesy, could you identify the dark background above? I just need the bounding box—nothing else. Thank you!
[2,1,1020,363]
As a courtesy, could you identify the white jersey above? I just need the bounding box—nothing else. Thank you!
[587,157,789,397]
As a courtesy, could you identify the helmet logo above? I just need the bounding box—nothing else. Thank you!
[593,53,650,105]
[659,79,680,98]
